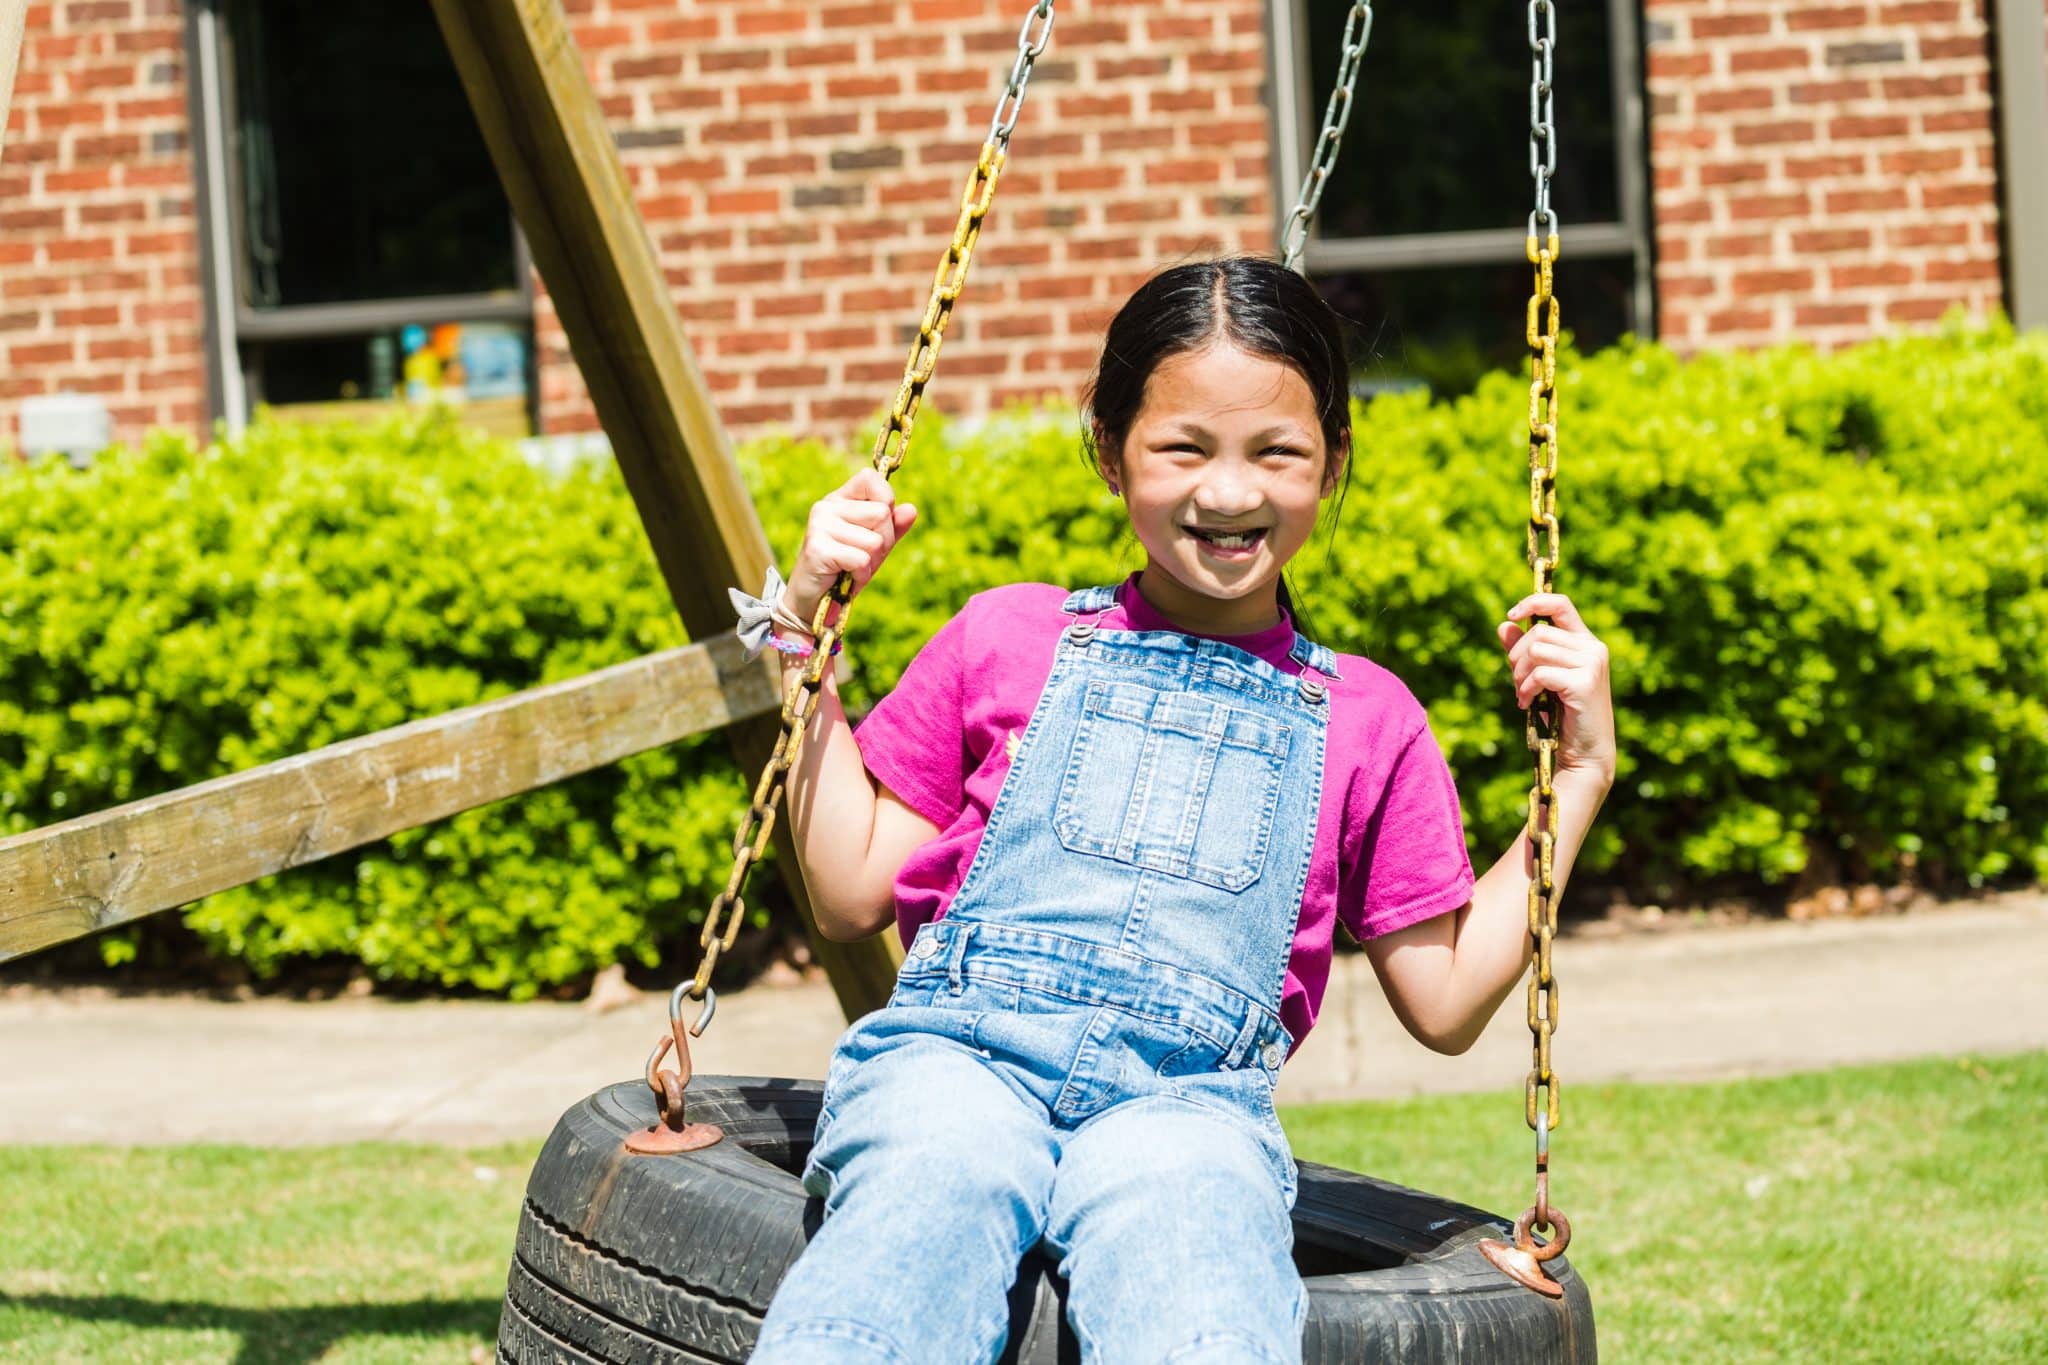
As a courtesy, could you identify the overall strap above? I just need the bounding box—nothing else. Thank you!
[1061,584,1120,615]
[1287,632,1343,682]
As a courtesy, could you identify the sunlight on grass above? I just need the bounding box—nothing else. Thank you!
[1282,1050,2048,1363]
[1,1052,2042,1362]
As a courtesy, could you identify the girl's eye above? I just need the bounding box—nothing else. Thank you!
[1263,445,1307,459]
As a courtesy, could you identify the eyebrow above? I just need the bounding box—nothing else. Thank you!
[1159,420,1314,445]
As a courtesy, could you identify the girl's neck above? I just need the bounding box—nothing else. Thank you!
[1134,564,1285,637]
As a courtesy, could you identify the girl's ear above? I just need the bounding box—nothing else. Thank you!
[1092,424,1123,493]
[1322,435,1351,498]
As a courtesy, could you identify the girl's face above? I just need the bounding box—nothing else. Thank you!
[1099,341,1346,635]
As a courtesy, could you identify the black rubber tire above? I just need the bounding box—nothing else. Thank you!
[496,1077,1596,1363]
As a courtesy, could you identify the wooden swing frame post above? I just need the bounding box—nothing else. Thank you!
[1,0,26,163]
[0,0,901,1025]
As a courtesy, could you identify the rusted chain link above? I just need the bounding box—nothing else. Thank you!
[1484,0,1571,1293]
[636,0,1057,1140]
[1279,2,1373,270]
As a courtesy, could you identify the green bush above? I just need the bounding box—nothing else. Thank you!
[5,315,2045,995]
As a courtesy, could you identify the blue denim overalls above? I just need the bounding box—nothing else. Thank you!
[754,584,1340,1365]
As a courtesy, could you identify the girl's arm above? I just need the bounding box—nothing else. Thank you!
[777,648,939,942]
[770,467,939,942]
[1363,592,1617,1055]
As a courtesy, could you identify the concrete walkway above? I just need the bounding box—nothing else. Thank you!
[3,891,2043,1145]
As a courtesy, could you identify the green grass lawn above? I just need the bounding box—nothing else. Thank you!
[2,1051,2042,1363]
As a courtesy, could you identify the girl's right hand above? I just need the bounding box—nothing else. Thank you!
[783,468,919,629]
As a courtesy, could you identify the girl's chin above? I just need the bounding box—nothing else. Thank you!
[1150,555,1276,601]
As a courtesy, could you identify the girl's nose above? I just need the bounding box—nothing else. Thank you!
[1192,478,1261,517]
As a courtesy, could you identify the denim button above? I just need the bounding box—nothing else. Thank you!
[910,935,940,960]
[1261,1040,1283,1069]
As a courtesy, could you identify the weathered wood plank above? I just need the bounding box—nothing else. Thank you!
[0,638,781,963]
[1,0,26,163]
[426,0,900,1016]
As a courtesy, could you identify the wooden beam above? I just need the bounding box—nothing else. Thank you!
[425,0,900,1017]
[1992,0,2048,329]
[0,639,779,963]
[1,0,26,164]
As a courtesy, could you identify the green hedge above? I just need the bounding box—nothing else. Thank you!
[5,315,2045,994]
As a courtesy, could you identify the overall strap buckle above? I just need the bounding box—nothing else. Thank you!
[1061,584,1116,647]
[1287,633,1341,701]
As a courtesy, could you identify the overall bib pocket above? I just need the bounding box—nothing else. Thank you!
[1051,678,1291,892]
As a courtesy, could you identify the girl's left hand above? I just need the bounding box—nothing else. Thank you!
[1495,592,1616,788]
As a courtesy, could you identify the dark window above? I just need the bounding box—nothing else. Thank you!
[227,0,517,308]
[207,0,533,430]
[1280,0,1651,400]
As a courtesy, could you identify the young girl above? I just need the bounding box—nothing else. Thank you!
[745,257,1617,1364]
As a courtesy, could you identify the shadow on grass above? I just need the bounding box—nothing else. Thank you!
[0,1291,501,1363]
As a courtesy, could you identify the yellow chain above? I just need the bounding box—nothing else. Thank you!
[1522,230,1564,1215]
[685,145,1007,1006]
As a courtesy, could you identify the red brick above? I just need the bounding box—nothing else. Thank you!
[1923,258,2000,284]
[1830,262,1915,289]
[735,8,812,37]
[1695,86,1777,114]
[1886,295,1967,322]
[1879,148,1965,175]
[1729,47,1813,74]
[1825,186,1911,213]
[1727,191,1811,220]
[1887,222,1971,248]
[1881,73,1967,100]
[1648,51,1715,79]
[1707,232,1774,259]
[1920,182,1994,209]
[1917,36,1985,60]
[1783,152,1869,179]
[1921,109,1991,135]
[1692,12,1775,37]
[1829,114,1910,139]
[1790,227,1872,252]
[1732,119,1816,146]
[1705,306,1774,333]
[1876,1,1959,21]
[1788,78,1872,103]
[1795,302,1872,326]
[1784,5,1871,29]
[1732,268,1813,295]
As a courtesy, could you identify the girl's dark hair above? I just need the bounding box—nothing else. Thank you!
[1080,256,1353,637]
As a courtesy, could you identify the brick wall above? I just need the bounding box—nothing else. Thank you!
[543,0,1276,446]
[1,0,203,451]
[1642,0,2007,352]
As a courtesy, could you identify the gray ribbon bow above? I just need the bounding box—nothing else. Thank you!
[727,564,789,660]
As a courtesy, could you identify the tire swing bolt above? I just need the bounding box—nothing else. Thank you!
[1479,1113,1570,1297]
[625,984,724,1155]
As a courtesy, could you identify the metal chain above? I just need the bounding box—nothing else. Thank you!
[1482,0,1571,1290]
[1520,0,1569,1263]
[636,0,1057,1137]
[1527,0,1557,238]
[1279,2,1373,271]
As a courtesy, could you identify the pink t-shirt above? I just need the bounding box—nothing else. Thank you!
[851,572,1477,1058]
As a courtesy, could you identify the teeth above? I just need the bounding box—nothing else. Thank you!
[1191,528,1261,548]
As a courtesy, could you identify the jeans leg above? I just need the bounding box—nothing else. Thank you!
[753,1035,1057,1365]
[1041,1096,1306,1365]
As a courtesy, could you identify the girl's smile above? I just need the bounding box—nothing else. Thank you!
[1100,341,1346,636]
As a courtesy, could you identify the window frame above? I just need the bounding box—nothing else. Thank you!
[1265,0,1657,338]
[183,0,537,432]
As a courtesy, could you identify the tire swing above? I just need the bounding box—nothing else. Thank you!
[495,3,1595,1360]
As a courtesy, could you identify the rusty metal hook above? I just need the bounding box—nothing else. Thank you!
[1479,1204,1573,1297]
[623,985,724,1156]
